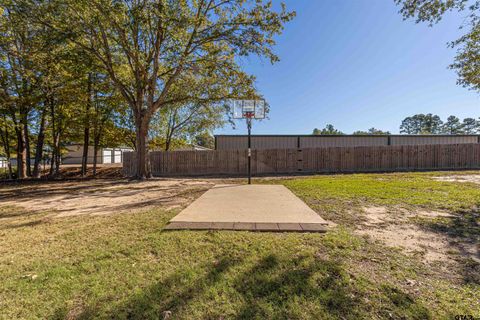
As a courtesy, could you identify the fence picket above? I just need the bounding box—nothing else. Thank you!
[122,143,480,176]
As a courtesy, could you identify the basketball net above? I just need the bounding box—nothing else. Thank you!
[243,111,254,119]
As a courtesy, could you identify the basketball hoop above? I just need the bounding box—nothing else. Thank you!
[232,99,266,120]
[243,111,254,118]
[230,99,267,184]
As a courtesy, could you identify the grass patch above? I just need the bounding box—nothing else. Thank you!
[282,172,480,210]
[1,171,479,319]
[278,171,480,226]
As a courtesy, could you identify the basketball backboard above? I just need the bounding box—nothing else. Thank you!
[230,99,267,184]
[232,99,266,119]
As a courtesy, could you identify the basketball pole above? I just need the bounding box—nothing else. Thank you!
[247,116,252,185]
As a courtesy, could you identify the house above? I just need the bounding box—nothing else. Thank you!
[0,156,8,168]
[62,144,133,165]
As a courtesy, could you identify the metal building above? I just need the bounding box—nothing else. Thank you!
[214,134,480,150]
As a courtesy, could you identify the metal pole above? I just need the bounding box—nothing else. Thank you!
[247,117,252,184]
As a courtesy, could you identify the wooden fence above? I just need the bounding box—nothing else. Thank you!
[123,143,480,176]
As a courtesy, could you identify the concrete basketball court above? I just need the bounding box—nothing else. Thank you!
[165,184,329,232]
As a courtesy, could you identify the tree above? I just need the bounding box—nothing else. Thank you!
[31,0,294,178]
[353,127,390,135]
[399,114,443,134]
[81,73,93,177]
[422,113,443,134]
[89,74,128,176]
[194,132,215,149]
[1,1,140,180]
[158,101,224,151]
[0,7,40,178]
[442,115,463,134]
[0,113,14,178]
[399,116,418,134]
[312,124,344,135]
[461,117,479,134]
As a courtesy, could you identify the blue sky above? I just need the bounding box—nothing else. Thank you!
[215,0,480,135]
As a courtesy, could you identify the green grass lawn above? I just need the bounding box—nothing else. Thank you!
[0,171,479,319]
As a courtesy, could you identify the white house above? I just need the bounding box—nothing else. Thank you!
[62,144,133,165]
[0,156,8,168]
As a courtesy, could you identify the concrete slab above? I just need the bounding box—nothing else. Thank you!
[277,223,303,231]
[164,221,212,230]
[167,184,329,232]
[211,222,235,230]
[164,222,327,233]
[234,222,256,231]
[171,184,328,224]
[300,223,328,232]
[255,223,280,231]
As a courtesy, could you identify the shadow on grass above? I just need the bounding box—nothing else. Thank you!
[380,285,431,320]
[0,206,40,220]
[51,252,432,319]
[50,255,237,320]
[2,219,46,229]
[232,254,361,319]
[0,206,50,230]
[420,210,480,284]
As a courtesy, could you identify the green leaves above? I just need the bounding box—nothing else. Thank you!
[1,0,295,177]
[395,0,480,93]
[395,0,469,25]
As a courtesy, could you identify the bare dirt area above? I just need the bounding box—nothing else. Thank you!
[0,178,220,217]
[356,206,478,266]
[432,174,480,185]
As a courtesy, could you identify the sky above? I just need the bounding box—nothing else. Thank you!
[215,0,480,135]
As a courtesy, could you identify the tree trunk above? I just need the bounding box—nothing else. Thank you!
[0,116,13,179]
[49,135,61,177]
[81,74,92,176]
[49,147,55,176]
[22,115,31,177]
[15,125,27,179]
[49,98,61,177]
[164,137,171,151]
[135,118,150,179]
[53,132,61,176]
[33,106,47,178]
[165,130,174,151]
[81,124,90,176]
[164,112,175,151]
[93,134,100,177]
[7,158,13,179]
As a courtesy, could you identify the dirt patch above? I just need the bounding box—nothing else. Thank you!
[362,206,388,225]
[433,174,480,185]
[357,224,451,263]
[357,206,476,264]
[416,210,454,218]
[0,179,218,217]
[361,206,453,225]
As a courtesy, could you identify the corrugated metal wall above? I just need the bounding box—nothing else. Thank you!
[390,135,478,145]
[216,135,298,150]
[300,136,388,148]
[215,135,479,150]
[252,136,298,149]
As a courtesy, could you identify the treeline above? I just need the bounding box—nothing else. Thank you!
[400,114,479,134]
[0,15,132,179]
[0,1,294,179]
[312,114,479,136]
[312,125,390,135]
